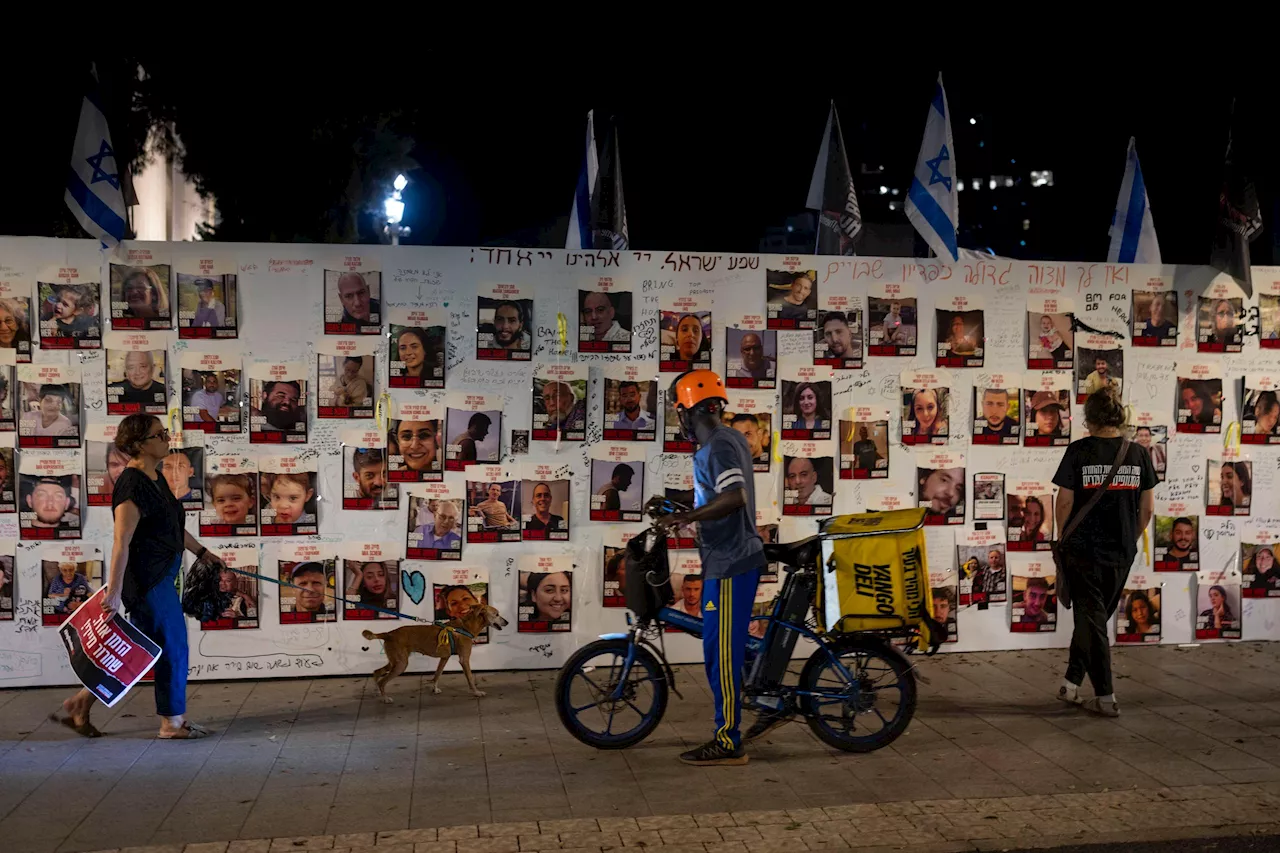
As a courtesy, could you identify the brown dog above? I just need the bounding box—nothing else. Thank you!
[362,604,508,703]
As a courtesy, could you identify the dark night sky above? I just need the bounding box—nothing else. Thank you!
[3,58,1274,265]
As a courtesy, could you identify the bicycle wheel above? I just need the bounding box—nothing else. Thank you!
[798,635,916,753]
[555,638,668,749]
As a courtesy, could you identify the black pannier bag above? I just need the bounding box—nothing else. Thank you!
[624,528,673,621]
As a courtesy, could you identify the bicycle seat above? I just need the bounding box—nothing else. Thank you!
[763,535,821,569]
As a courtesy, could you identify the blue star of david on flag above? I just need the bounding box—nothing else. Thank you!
[905,73,959,262]
[926,145,952,192]
[65,71,128,248]
[86,140,120,190]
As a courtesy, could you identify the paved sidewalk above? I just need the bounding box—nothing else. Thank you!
[6,643,1280,853]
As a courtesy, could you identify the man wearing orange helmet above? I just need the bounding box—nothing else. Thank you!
[656,369,765,765]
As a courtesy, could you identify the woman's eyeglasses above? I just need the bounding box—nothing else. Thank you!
[147,429,171,442]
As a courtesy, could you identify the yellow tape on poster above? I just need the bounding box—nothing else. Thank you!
[817,508,937,647]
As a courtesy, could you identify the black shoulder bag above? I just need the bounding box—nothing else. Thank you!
[1052,438,1130,609]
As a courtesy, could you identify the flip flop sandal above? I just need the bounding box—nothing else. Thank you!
[158,721,211,740]
[49,713,103,739]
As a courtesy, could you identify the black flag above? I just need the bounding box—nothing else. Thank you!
[591,119,629,251]
[1210,99,1263,295]
[807,102,862,256]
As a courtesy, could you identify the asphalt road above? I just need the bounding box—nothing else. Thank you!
[1003,835,1280,853]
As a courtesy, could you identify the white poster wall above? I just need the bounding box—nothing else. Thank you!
[0,239,1277,688]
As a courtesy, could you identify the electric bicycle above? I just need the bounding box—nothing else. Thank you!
[554,500,943,752]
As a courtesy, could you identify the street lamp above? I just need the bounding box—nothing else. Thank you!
[385,173,409,246]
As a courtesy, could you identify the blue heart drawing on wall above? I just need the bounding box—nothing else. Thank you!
[401,569,427,605]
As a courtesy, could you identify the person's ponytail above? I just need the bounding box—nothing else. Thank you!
[1083,386,1126,431]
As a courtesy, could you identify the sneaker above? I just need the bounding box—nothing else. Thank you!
[1082,697,1120,718]
[679,739,748,766]
[1057,684,1083,706]
[743,711,792,743]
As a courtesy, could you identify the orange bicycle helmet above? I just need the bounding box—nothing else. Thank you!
[672,370,727,410]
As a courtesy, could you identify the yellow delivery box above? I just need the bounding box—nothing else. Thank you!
[817,508,939,647]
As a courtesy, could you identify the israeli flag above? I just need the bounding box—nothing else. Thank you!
[1107,137,1161,264]
[65,72,127,249]
[905,74,959,262]
[565,110,598,250]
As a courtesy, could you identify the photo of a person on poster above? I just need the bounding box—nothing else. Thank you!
[388,418,443,479]
[519,569,572,630]
[326,271,381,334]
[1177,379,1222,430]
[869,298,916,348]
[603,546,626,606]
[783,456,834,508]
[159,448,202,507]
[1028,313,1072,364]
[45,560,92,616]
[605,379,656,435]
[213,565,257,624]
[580,290,631,347]
[1012,575,1056,628]
[0,297,33,360]
[591,460,643,520]
[205,473,256,532]
[1133,426,1167,479]
[1132,291,1176,344]
[842,421,888,478]
[1078,349,1122,399]
[930,585,957,641]
[445,409,501,467]
[1025,391,1070,443]
[783,381,831,435]
[1243,388,1280,439]
[0,447,14,511]
[110,265,171,329]
[344,559,399,619]
[918,465,964,523]
[477,297,533,355]
[184,369,239,431]
[767,270,816,328]
[1244,545,1279,595]
[0,556,15,619]
[389,325,446,387]
[1211,461,1252,514]
[178,275,235,333]
[280,560,336,622]
[534,378,587,440]
[321,356,373,412]
[725,411,770,472]
[409,497,464,554]
[903,387,949,442]
[260,472,317,531]
[1154,515,1199,570]
[20,383,78,441]
[106,350,167,415]
[973,386,1019,443]
[936,309,983,366]
[347,447,397,510]
[726,328,777,387]
[1118,589,1160,637]
[1198,583,1239,634]
[815,310,862,368]
[1198,297,1243,351]
[22,474,80,536]
[41,283,100,345]
[468,480,520,532]
[522,480,569,540]
[249,379,306,443]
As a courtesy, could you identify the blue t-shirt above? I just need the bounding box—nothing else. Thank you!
[693,425,765,579]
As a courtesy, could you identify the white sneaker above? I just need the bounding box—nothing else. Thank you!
[1057,684,1083,705]
[1082,697,1120,718]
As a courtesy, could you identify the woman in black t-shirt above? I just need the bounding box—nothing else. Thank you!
[53,414,225,740]
[1051,387,1157,718]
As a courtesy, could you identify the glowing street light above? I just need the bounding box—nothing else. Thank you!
[385,173,409,246]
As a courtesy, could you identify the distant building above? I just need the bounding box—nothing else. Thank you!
[130,130,216,241]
